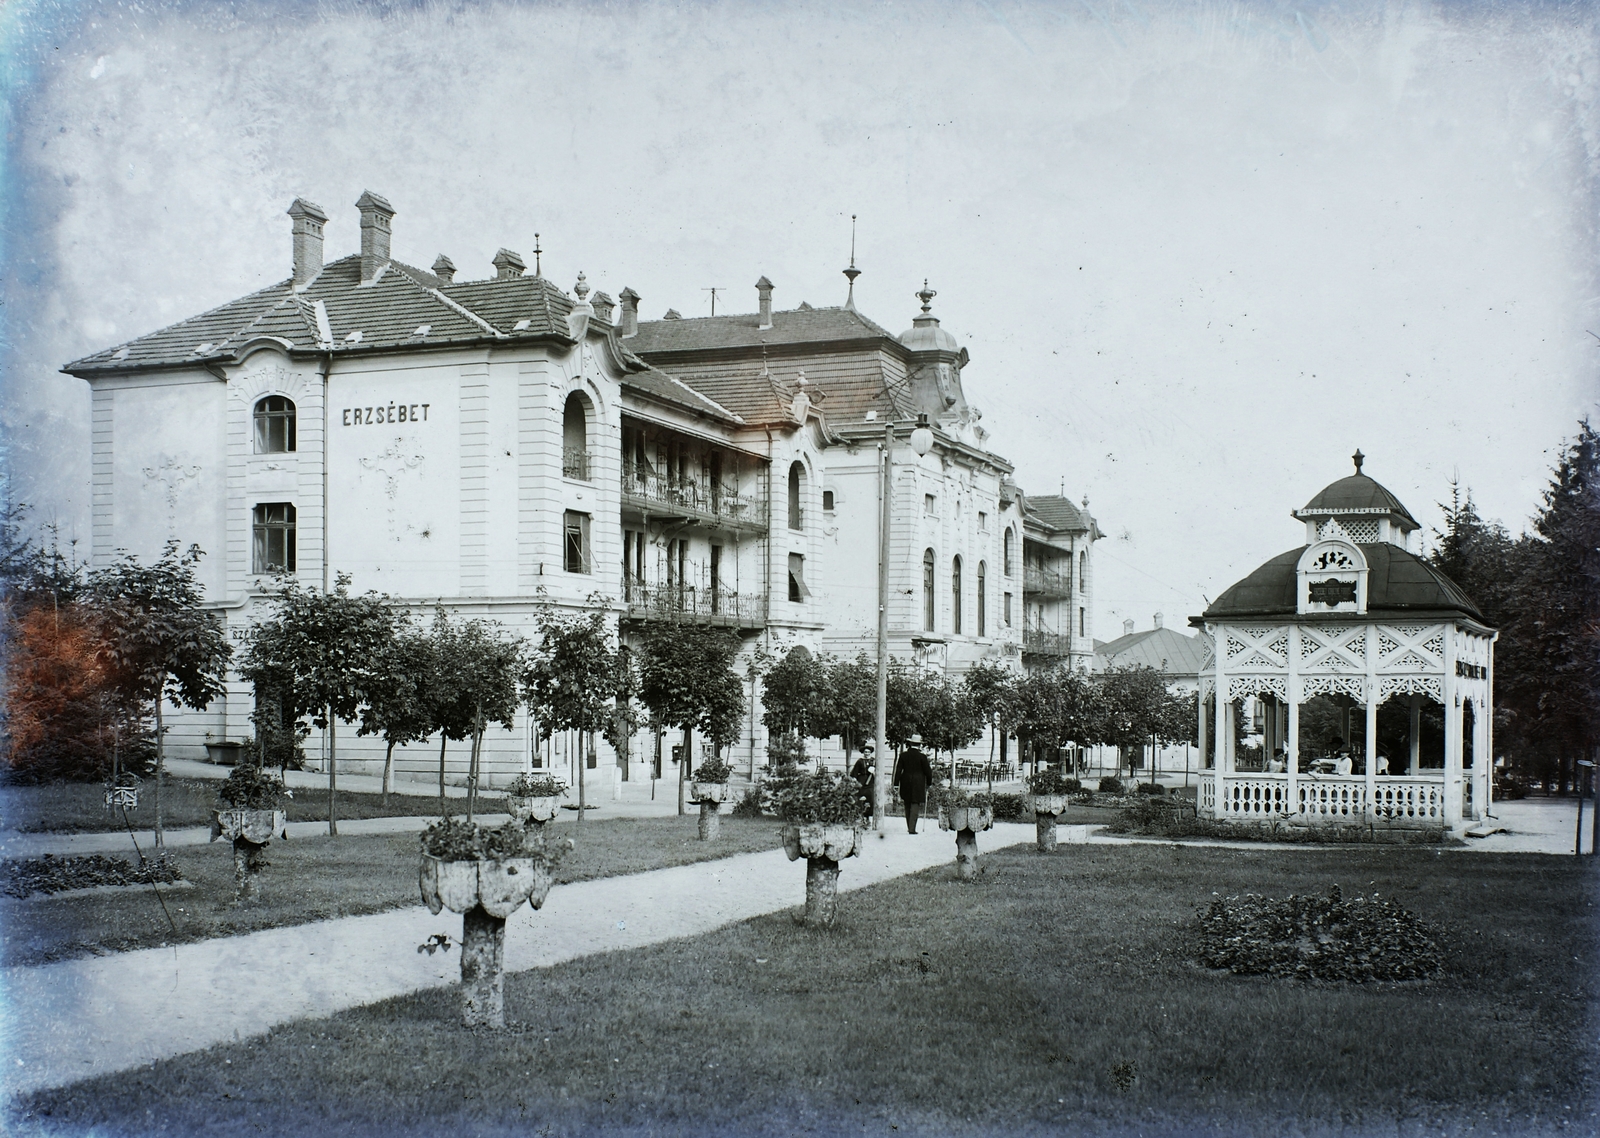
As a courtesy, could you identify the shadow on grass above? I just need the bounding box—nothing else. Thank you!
[13,844,1597,1137]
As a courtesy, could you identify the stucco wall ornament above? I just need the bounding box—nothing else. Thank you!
[143,455,203,536]
[359,438,425,541]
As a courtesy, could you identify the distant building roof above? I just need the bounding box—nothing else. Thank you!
[1096,626,1211,677]
[628,305,899,354]
[1025,494,1090,534]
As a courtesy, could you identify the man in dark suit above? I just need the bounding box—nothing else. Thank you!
[893,734,934,834]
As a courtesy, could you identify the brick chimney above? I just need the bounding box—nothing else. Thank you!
[756,276,774,329]
[618,287,640,336]
[287,198,328,288]
[492,248,526,280]
[431,254,456,285]
[355,191,394,284]
[591,291,615,324]
[1153,612,1163,630]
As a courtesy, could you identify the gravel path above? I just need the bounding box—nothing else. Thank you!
[0,822,1036,1100]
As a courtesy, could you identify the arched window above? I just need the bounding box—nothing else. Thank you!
[563,393,590,480]
[788,461,805,530]
[923,548,936,631]
[1003,528,1014,576]
[1079,550,1086,588]
[253,396,296,453]
[976,561,987,637]
[951,556,963,634]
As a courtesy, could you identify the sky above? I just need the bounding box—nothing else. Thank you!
[2,0,1597,639]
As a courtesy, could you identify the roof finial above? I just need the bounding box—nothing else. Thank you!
[574,271,589,301]
[917,279,936,314]
[1352,448,1365,474]
[533,233,543,278]
[843,214,861,311]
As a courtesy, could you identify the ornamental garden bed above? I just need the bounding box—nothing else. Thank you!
[1104,803,1460,846]
[22,845,1594,1137]
[0,853,184,899]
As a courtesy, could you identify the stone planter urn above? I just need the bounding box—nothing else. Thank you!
[419,847,556,1029]
[1024,793,1070,852]
[938,804,994,880]
[505,794,562,826]
[780,822,864,928]
[204,740,248,766]
[210,808,286,902]
[690,782,731,841]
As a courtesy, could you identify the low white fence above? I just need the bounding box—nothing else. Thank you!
[1204,773,1448,826]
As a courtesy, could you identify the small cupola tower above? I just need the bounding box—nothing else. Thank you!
[1291,450,1422,553]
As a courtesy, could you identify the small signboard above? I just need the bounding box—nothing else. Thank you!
[1308,579,1358,606]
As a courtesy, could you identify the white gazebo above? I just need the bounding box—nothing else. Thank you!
[1192,454,1496,834]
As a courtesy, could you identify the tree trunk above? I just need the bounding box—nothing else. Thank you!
[154,700,165,851]
[232,838,267,903]
[327,710,339,837]
[955,827,979,880]
[579,731,590,829]
[678,726,691,816]
[438,735,449,817]
[1035,813,1057,853]
[460,903,507,1029]
[467,720,483,823]
[382,740,395,807]
[698,800,720,841]
[804,856,840,927]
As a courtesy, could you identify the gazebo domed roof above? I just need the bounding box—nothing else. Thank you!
[1201,543,1484,623]
[1300,473,1419,530]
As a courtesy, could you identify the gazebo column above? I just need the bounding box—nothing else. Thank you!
[1443,632,1462,829]
[1407,695,1421,775]
[1197,692,1208,769]
[1286,626,1300,819]
[1364,623,1378,822]
[1213,637,1227,817]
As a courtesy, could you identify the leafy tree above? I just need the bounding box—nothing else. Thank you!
[825,652,878,763]
[962,659,1016,787]
[1004,665,1102,772]
[524,594,626,822]
[920,671,984,779]
[432,617,523,822]
[884,660,932,751]
[1096,664,1193,780]
[88,541,231,849]
[638,623,744,814]
[761,646,831,766]
[357,614,437,805]
[240,574,395,836]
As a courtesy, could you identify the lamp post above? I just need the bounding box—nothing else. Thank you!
[874,413,935,830]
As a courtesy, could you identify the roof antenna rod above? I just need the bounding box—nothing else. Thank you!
[843,214,861,311]
[703,286,723,316]
[533,233,542,278]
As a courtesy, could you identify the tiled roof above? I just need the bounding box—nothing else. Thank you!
[1025,495,1089,533]
[1200,544,1486,623]
[60,255,741,425]
[1096,627,1211,676]
[1299,473,1419,530]
[627,305,900,354]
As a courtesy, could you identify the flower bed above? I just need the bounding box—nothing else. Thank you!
[1192,884,1444,982]
[1,854,182,899]
[1105,809,1455,845]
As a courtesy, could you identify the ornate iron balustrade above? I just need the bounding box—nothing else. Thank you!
[622,580,767,630]
[1023,564,1071,597]
[563,447,591,481]
[620,462,765,530]
[1022,628,1072,656]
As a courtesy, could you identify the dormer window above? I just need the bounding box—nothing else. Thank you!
[253,396,296,453]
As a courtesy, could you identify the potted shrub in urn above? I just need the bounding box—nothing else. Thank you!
[503,772,567,827]
[689,755,734,841]
[209,765,289,902]
[774,770,868,928]
[937,785,995,880]
[419,817,570,1029]
[1024,768,1079,852]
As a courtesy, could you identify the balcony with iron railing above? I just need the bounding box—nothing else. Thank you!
[563,447,591,481]
[620,462,767,532]
[1022,627,1073,657]
[1023,564,1071,598]
[621,579,768,630]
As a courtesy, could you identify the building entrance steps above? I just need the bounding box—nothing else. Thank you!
[0,823,1040,1100]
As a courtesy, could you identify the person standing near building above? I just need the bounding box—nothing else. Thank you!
[850,741,876,812]
[893,735,934,834]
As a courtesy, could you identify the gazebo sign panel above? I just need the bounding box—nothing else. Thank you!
[1297,521,1368,615]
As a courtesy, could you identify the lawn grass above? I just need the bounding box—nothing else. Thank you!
[0,816,783,968]
[16,845,1597,1137]
[0,776,443,834]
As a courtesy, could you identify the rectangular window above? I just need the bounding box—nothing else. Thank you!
[710,545,722,613]
[1004,592,1013,627]
[252,502,296,573]
[1079,606,1086,637]
[924,493,936,515]
[978,511,988,532]
[563,511,591,573]
[788,552,809,602]
[822,489,835,512]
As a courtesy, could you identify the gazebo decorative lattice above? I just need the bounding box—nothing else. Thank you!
[1191,453,1495,833]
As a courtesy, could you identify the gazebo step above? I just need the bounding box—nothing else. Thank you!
[1464,822,1506,838]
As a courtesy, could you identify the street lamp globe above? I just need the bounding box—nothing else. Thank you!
[909,414,934,457]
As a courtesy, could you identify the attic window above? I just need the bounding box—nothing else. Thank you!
[413,325,431,338]
[343,330,363,343]
[112,347,130,361]
[513,319,531,331]
[192,342,214,355]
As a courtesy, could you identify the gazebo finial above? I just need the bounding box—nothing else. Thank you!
[1352,448,1365,474]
